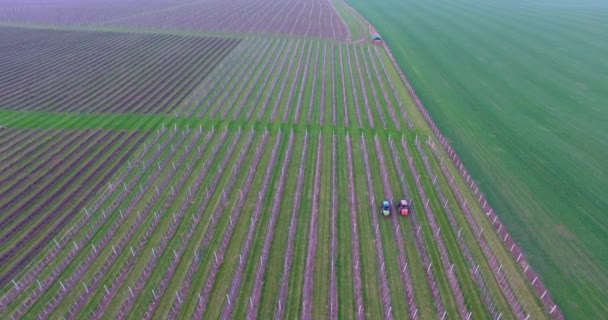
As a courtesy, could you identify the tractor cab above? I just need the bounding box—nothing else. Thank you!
[396,199,410,216]
[380,200,391,217]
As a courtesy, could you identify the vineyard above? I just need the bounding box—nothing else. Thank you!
[0,28,239,114]
[0,128,146,287]
[0,1,565,319]
[0,0,350,39]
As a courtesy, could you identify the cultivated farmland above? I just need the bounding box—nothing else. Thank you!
[0,128,146,288]
[0,28,239,114]
[344,0,608,317]
[0,0,565,319]
[0,0,350,39]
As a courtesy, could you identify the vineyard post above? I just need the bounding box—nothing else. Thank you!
[11,279,19,290]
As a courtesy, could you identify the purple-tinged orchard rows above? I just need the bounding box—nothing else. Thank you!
[365,46,400,130]
[3,127,175,317]
[320,43,329,125]
[0,0,350,39]
[0,131,88,184]
[227,41,276,120]
[387,138,447,317]
[64,127,203,319]
[306,42,321,124]
[414,138,504,319]
[0,28,240,115]
[240,39,288,122]
[0,129,28,151]
[0,129,49,165]
[192,130,282,320]
[0,31,141,95]
[292,41,314,123]
[246,130,302,319]
[401,136,471,319]
[0,123,280,318]
[198,129,248,250]
[0,133,106,194]
[82,128,215,320]
[254,41,296,122]
[270,41,302,122]
[0,34,557,320]
[0,38,414,131]
[210,42,269,120]
[300,134,322,320]
[178,39,252,117]
[328,43,336,126]
[192,39,267,118]
[139,130,250,320]
[99,38,234,115]
[222,131,294,320]
[167,129,269,320]
[0,129,85,193]
[217,132,293,319]
[344,134,364,320]
[328,133,338,320]
[350,46,375,129]
[19,35,185,114]
[344,45,363,127]
[358,48,388,129]
[371,136,418,320]
[173,39,413,130]
[162,128,267,319]
[99,38,230,114]
[338,45,350,127]
[33,129,189,319]
[357,134,393,319]
[0,126,549,319]
[373,46,414,130]
[0,130,105,220]
[72,36,210,114]
[141,125,236,319]
[0,131,142,282]
[0,129,167,312]
[0,33,144,98]
[271,132,309,320]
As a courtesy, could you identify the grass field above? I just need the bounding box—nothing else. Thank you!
[0,0,574,318]
[344,0,608,317]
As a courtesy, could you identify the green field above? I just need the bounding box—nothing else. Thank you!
[344,0,608,317]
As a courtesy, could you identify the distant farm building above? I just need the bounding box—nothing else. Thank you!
[371,33,383,44]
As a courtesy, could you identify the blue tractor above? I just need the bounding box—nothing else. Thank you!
[380,200,391,217]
